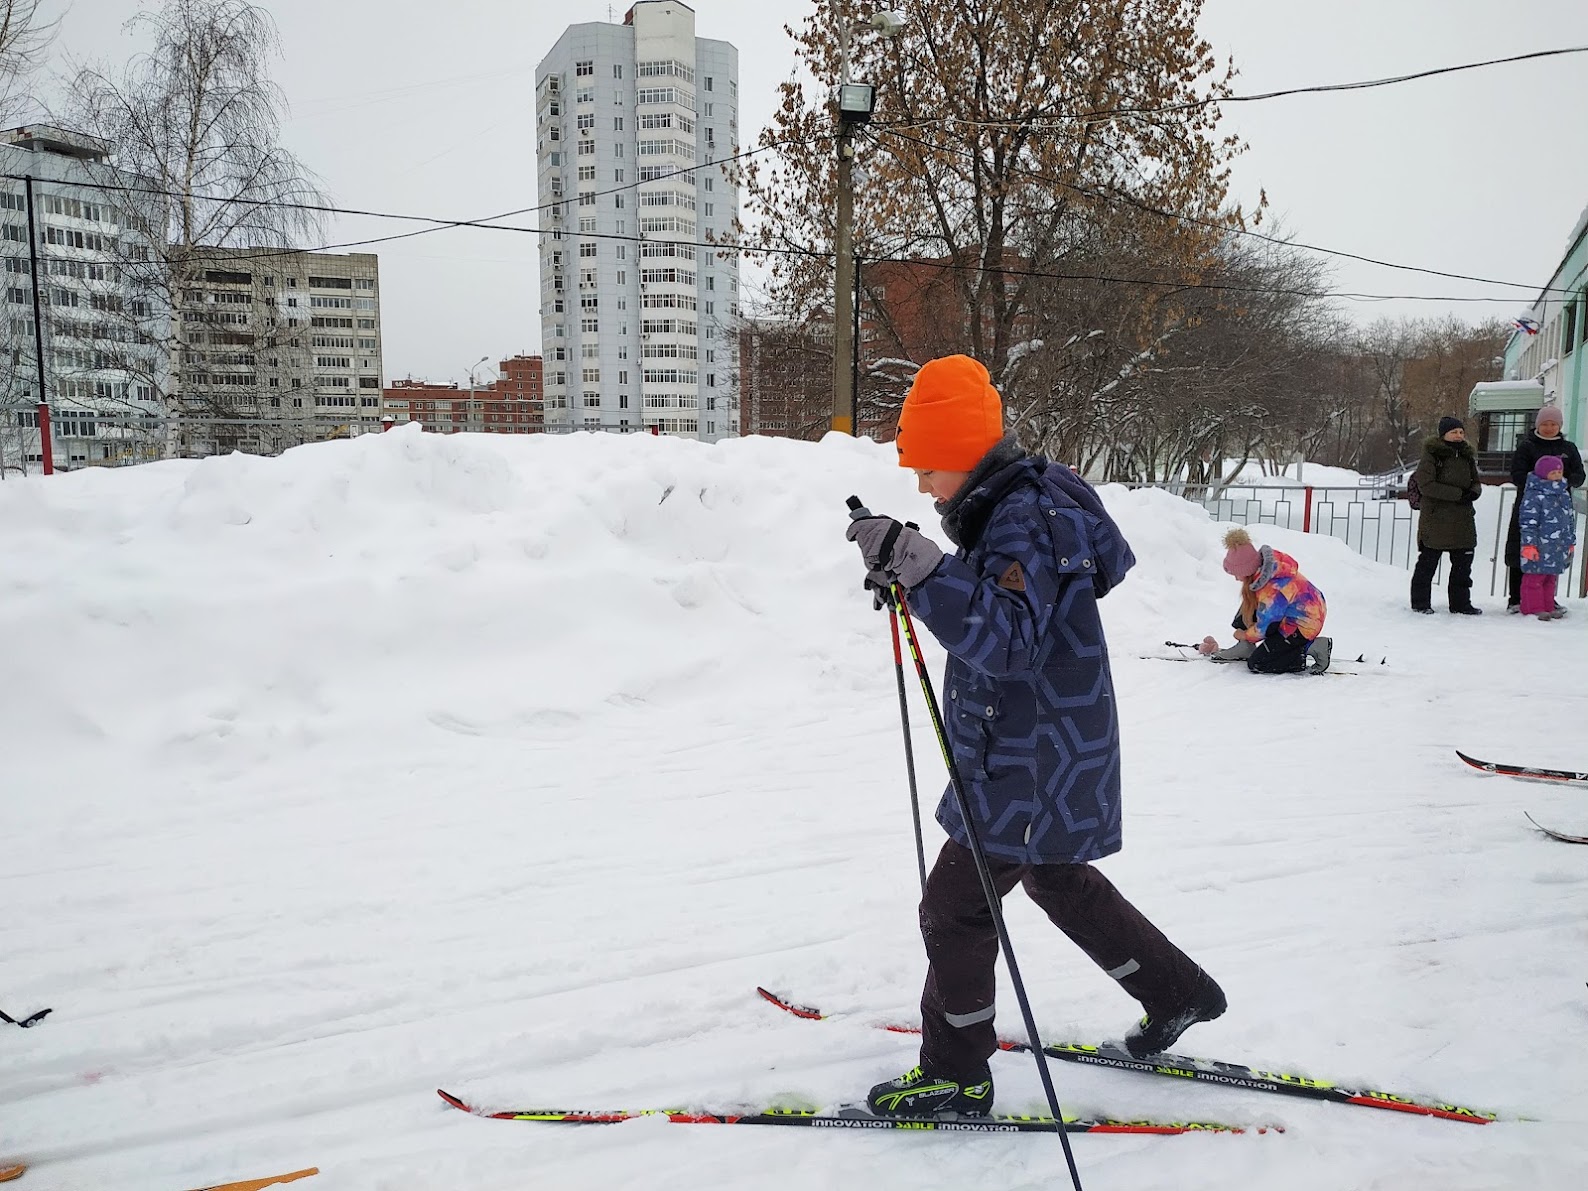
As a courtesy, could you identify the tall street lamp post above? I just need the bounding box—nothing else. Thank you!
[465,355,489,434]
[830,10,907,436]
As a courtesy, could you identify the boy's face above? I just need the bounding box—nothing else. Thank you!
[914,468,970,503]
[1548,468,1565,483]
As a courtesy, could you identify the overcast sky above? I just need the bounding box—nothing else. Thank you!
[28,0,1588,385]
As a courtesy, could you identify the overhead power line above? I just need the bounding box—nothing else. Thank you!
[869,125,1568,299]
[873,43,1588,127]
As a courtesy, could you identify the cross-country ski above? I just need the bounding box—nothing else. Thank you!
[1457,751,1588,785]
[1524,814,1588,844]
[435,1088,1271,1135]
[755,988,1496,1123]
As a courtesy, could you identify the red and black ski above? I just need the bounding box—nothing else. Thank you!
[1457,750,1588,785]
[757,987,1494,1125]
[437,1088,1267,1135]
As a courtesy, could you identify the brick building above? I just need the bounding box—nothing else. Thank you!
[381,354,544,434]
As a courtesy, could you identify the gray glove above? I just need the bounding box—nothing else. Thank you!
[845,515,945,590]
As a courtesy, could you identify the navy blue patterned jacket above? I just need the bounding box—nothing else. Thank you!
[906,448,1135,864]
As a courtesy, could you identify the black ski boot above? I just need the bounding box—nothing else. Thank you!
[1124,970,1227,1058]
[865,1066,994,1118]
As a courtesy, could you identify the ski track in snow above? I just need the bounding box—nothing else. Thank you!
[1,428,1585,1190]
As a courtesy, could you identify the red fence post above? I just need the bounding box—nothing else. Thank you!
[36,401,53,476]
[1302,485,1313,534]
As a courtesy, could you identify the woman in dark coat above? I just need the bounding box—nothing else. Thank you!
[1411,416,1483,614]
[1504,405,1585,612]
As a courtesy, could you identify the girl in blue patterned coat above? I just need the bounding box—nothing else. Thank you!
[1519,455,1577,619]
[845,355,1225,1119]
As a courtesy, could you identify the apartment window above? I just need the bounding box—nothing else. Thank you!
[704,77,713,91]
[358,319,375,329]
[614,169,624,182]
[706,396,716,410]
[576,87,594,103]
[582,367,600,382]
[705,176,713,191]
[554,346,566,360]
[614,117,624,130]
[704,202,713,216]
[583,393,600,408]
[616,247,625,262]
[579,191,596,206]
[549,100,560,115]
[617,269,626,283]
[578,139,596,155]
[579,217,596,232]
[579,242,597,258]
[613,64,623,79]
[581,295,599,310]
[619,394,629,409]
[706,276,715,291]
[705,349,716,363]
[575,60,594,77]
[581,317,599,332]
[614,194,624,209]
[578,165,596,181]
[618,370,629,385]
[577,113,595,130]
[704,102,714,117]
[614,143,623,158]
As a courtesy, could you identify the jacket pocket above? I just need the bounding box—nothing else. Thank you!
[947,676,1000,780]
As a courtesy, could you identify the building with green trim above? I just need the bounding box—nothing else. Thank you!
[1490,204,1588,451]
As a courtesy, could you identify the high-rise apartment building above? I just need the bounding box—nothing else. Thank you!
[0,125,167,472]
[172,247,384,457]
[534,1,739,440]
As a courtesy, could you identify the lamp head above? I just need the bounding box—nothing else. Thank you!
[837,82,876,123]
[869,10,908,37]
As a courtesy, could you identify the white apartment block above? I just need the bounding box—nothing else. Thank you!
[0,125,168,472]
[535,0,740,440]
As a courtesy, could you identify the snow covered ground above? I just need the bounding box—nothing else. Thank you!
[1,427,1585,1191]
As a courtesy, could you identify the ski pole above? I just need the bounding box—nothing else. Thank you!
[847,499,928,895]
[847,497,1086,1190]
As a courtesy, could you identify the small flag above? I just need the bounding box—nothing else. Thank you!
[1514,316,1540,336]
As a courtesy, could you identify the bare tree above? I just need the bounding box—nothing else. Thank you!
[0,0,55,120]
[64,0,326,453]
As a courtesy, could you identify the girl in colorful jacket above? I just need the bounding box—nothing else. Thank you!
[1518,454,1577,620]
[1198,527,1332,674]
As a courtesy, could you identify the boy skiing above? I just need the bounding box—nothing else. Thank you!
[845,355,1224,1119]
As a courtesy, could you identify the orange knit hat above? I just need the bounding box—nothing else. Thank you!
[895,355,1004,471]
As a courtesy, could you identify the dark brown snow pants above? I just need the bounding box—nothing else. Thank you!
[918,840,1205,1081]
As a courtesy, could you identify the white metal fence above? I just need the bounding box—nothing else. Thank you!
[1133,481,1587,600]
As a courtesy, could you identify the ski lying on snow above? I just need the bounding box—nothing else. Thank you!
[437,1088,1263,1135]
[1456,750,1588,785]
[756,988,1494,1125]
[1525,813,1588,844]
[1138,655,1366,676]
[186,1171,318,1191]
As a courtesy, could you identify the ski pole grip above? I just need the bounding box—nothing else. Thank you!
[846,495,872,520]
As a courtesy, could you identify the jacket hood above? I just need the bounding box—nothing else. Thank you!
[1425,435,1475,459]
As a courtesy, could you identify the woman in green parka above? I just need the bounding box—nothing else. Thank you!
[1410,416,1483,614]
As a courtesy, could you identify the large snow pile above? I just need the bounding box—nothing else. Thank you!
[1,427,1584,1190]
